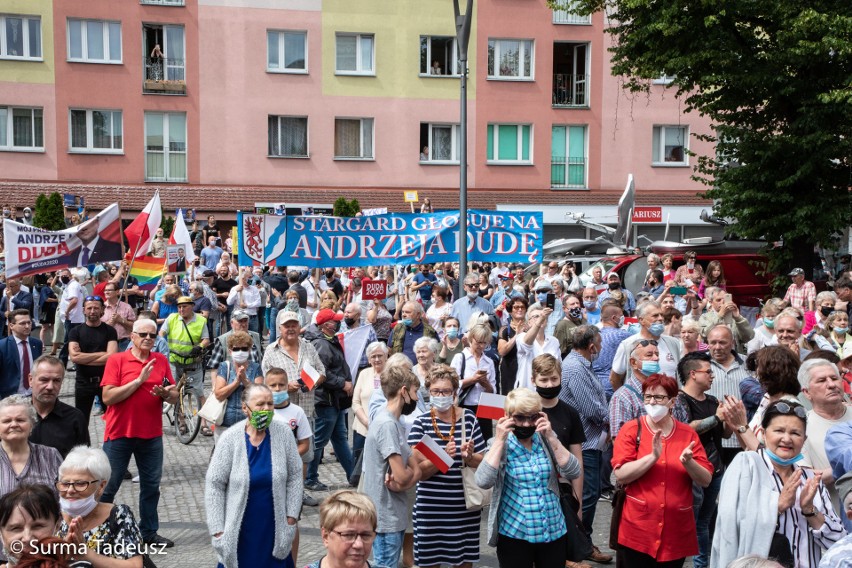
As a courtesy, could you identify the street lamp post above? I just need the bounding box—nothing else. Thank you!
[454,0,473,286]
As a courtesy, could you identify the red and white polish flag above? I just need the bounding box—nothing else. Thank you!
[476,393,507,421]
[414,435,454,474]
[300,363,320,391]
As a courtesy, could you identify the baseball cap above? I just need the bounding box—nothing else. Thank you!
[788,268,805,277]
[534,281,553,292]
[202,270,216,278]
[316,308,344,326]
[277,311,300,326]
[231,309,250,321]
[176,296,194,306]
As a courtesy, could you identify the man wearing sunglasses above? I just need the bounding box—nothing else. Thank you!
[609,301,682,392]
[67,295,117,424]
[609,340,659,439]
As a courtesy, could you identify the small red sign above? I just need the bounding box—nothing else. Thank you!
[632,207,663,223]
[348,267,357,279]
[361,278,387,300]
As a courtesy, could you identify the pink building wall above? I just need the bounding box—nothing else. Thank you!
[0,82,58,181]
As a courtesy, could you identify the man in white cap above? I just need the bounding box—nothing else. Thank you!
[784,267,816,312]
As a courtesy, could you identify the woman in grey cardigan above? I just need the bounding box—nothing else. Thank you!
[475,388,581,568]
[206,383,303,568]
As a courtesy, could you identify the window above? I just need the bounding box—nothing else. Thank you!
[143,24,185,93]
[487,39,533,80]
[268,116,308,158]
[67,19,122,64]
[552,43,589,107]
[335,33,374,75]
[334,118,373,159]
[652,125,688,165]
[267,30,307,73]
[419,123,460,163]
[420,36,457,76]
[0,107,43,151]
[551,125,587,188]
[69,109,123,153]
[486,124,532,164]
[140,0,185,5]
[0,15,41,60]
[552,1,592,24]
[653,74,675,85]
[145,112,187,181]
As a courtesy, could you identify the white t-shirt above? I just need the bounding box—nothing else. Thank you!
[273,403,312,441]
[802,406,852,511]
[611,334,679,379]
[514,333,561,390]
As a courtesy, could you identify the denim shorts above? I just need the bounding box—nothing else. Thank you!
[372,530,405,568]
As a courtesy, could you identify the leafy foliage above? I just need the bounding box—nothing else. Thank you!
[32,193,67,231]
[333,197,361,217]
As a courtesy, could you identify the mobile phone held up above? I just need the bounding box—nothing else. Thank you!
[545,293,556,310]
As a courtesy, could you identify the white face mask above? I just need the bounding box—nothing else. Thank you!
[431,395,454,412]
[231,350,250,363]
[60,493,99,518]
[644,404,670,423]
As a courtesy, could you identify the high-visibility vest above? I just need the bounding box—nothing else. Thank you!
[165,313,206,364]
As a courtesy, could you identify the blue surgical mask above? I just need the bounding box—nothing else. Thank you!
[272,391,289,405]
[618,316,625,327]
[584,301,597,311]
[765,448,804,467]
[627,322,641,335]
[445,327,459,339]
[649,322,665,337]
[835,327,849,335]
[402,318,413,327]
[537,293,548,303]
[764,317,775,329]
[641,360,661,375]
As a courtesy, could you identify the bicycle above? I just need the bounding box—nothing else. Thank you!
[162,370,202,444]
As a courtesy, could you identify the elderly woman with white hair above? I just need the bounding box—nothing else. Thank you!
[56,446,145,567]
[0,395,62,498]
[352,341,389,466]
[413,337,440,392]
[804,291,838,335]
[680,318,708,354]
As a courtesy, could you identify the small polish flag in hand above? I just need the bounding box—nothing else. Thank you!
[300,363,320,390]
[414,435,454,474]
[476,393,507,421]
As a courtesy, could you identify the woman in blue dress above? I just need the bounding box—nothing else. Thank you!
[206,383,303,568]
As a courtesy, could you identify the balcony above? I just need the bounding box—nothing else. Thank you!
[552,74,588,107]
[552,2,592,24]
[551,156,587,189]
[143,57,186,94]
[141,0,185,5]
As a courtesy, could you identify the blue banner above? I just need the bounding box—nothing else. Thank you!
[237,209,543,268]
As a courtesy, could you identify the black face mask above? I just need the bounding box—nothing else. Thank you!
[401,395,418,415]
[326,271,335,279]
[536,386,561,400]
[820,306,833,317]
[513,425,536,440]
[343,317,357,327]
[608,282,621,290]
[60,276,71,284]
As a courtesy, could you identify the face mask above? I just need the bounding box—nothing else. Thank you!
[61,276,71,284]
[648,322,665,337]
[59,493,99,518]
[765,448,804,467]
[835,327,849,335]
[536,293,548,303]
[401,394,418,415]
[431,395,454,411]
[435,270,443,276]
[618,316,625,328]
[627,322,641,335]
[764,317,775,329]
[248,408,274,430]
[325,271,334,279]
[466,291,478,300]
[821,306,834,317]
[272,390,289,405]
[231,350,250,363]
[589,346,600,363]
[687,262,695,269]
[569,307,583,320]
[584,301,597,311]
[401,318,413,327]
[285,299,299,311]
[644,403,670,423]
[492,331,498,339]
[445,328,459,339]
[536,385,561,400]
[608,282,620,290]
[343,317,357,327]
[513,425,536,440]
[641,360,661,375]
[2,209,9,217]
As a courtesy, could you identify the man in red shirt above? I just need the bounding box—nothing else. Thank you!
[100,317,178,548]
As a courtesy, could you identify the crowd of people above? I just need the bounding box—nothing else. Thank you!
[2,237,852,568]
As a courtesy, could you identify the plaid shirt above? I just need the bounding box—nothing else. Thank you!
[499,434,566,543]
[560,350,609,450]
[783,280,816,310]
[261,339,325,418]
[609,376,646,439]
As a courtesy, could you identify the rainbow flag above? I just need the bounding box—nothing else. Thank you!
[129,255,166,290]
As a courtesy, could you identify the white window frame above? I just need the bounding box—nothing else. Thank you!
[266,30,307,74]
[0,14,42,61]
[487,38,534,81]
[419,36,459,77]
[335,33,375,76]
[487,123,533,165]
[68,109,123,154]
[653,74,675,85]
[268,115,309,158]
[67,19,122,64]
[552,1,592,25]
[421,123,460,164]
[0,106,44,152]
[652,125,689,166]
[140,0,186,5]
[333,117,374,160]
[144,111,187,182]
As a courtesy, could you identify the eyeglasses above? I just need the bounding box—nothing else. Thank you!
[135,332,157,339]
[511,414,539,425]
[642,394,670,403]
[636,339,658,347]
[231,347,250,352]
[84,295,103,302]
[548,265,558,270]
[512,305,526,311]
[331,530,376,543]
[693,369,714,377]
[55,479,100,492]
[771,401,808,420]
[464,283,478,289]
[429,389,454,397]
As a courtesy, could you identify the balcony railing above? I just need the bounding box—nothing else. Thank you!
[143,57,186,94]
[551,156,587,189]
[553,74,588,107]
[141,0,185,5]
[552,2,592,24]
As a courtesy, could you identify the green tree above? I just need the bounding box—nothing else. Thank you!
[32,192,67,231]
[333,197,361,217]
[553,0,852,281]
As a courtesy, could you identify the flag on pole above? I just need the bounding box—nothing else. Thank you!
[124,192,162,258]
[338,326,372,383]
[127,255,166,290]
[169,208,196,263]
[300,363,320,390]
[414,435,454,474]
[476,393,507,421]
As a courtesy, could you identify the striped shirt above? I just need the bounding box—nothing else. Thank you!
[262,338,325,418]
[707,353,751,448]
[0,442,62,498]
[560,350,609,450]
[609,376,646,439]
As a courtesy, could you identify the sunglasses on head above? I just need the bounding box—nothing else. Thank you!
[770,401,808,420]
[85,295,103,302]
[637,339,658,347]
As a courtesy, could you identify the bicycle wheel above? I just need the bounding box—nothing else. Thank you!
[174,389,202,444]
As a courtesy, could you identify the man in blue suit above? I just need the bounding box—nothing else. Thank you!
[0,308,43,398]
[0,278,34,338]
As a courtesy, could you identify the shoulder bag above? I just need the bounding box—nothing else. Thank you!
[198,362,227,425]
[460,411,492,511]
[609,416,641,550]
[542,438,593,561]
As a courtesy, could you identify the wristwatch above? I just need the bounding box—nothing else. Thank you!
[802,509,816,517]
[736,425,748,434]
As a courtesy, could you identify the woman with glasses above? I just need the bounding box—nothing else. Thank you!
[0,396,62,498]
[497,296,530,395]
[151,284,181,326]
[352,342,389,468]
[207,383,302,568]
[474,388,580,568]
[56,446,144,567]
[451,324,497,440]
[712,400,844,568]
[407,365,485,568]
[612,374,712,568]
[306,489,377,568]
[674,251,704,289]
[212,331,264,442]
